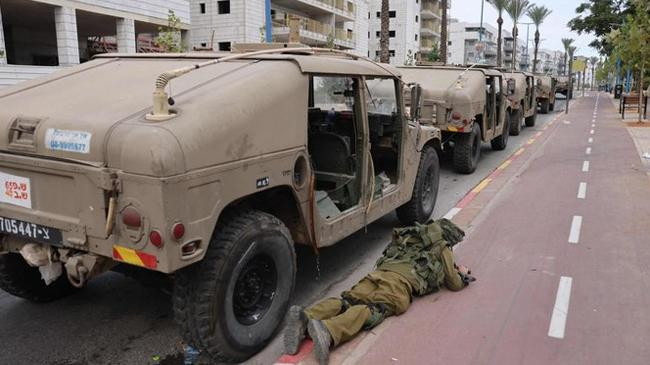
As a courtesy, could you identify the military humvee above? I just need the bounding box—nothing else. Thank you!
[556,75,570,98]
[0,46,443,363]
[504,71,537,135]
[535,74,557,113]
[399,66,509,174]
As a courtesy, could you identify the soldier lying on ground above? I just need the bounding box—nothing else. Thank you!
[283,219,475,365]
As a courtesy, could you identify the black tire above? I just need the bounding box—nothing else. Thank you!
[509,109,523,136]
[490,114,510,151]
[453,123,481,174]
[525,111,537,127]
[549,102,555,111]
[0,253,78,302]
[540,99,550,114]
[174,209,296,363]
[396,146,440,225]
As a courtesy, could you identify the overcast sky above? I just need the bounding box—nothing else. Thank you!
[450,0,600,57]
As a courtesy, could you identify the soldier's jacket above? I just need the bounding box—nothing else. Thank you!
[376,219,466,295]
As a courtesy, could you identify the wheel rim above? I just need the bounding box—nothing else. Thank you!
[421,166,436,213]
[233,253,278,325]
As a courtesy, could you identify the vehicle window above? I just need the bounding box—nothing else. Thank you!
[365,78,398,116]
[494,77,501,95]
[313,76,355,112]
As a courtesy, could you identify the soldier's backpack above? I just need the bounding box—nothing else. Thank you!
[375,219,465,295]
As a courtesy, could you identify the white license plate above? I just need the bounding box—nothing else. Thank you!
[0,171,32,209]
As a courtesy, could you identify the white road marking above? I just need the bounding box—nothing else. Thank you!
[577,182,587,199]
[582,161,590,172]
[591,124,595,128]
[568,216,583,243]
[548,276,573,339]
[586,147,591,155]
[588,137,593,143]
[590,129,595,134]
[443,207,461,220]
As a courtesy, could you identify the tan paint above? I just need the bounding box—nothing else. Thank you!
[504,71,537,118]
[0,51,440,273]
[535,74,557,105]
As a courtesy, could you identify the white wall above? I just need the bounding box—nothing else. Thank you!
[62,0,190,23]
[368,0,420,65]
[0,64,61,88]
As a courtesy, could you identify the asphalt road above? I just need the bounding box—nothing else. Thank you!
[0,99,567,365]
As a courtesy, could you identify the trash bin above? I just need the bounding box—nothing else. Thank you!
[614,84,623,99]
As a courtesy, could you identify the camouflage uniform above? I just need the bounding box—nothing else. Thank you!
[302,219,470,346]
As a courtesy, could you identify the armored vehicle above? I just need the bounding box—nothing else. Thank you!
[0,46,443,363]
[399,66,509,174]
[504,71,537,135]
[556,75,570,98]
[535,75,557,113]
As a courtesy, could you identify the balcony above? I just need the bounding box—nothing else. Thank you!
[272,14,355,49]
[421,0,442,20]
[272,0,356,22]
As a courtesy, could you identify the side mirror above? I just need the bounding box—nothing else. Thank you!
[409,84,422,120]
[507,79,516,95]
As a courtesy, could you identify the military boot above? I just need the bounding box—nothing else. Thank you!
[307,319,332,365]
[284,305,308,355]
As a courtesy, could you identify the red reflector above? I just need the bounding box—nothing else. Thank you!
[121,207,142,228]
[172,223,185,240]
[149,230,164,248]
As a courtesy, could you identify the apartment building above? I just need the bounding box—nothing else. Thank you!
[190,0,369,56]
[0,0,190,87]
[448,20,499,66]
[367,0,446,65]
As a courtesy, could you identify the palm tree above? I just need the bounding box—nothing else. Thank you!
[505,0,532,71]
[490,0,510,68]
[440,0,448,64]
[527,5,552,73]
[568,46,577,98]
[561,38,574,76]
[379,0,390,63]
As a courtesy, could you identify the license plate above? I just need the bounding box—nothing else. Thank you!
[0,216,63,246]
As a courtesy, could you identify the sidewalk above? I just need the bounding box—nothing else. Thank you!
[278,92,650,365]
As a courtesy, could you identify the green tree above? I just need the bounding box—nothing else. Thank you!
[379,0,390,63]
[527,5,552,73]
[490,0,510,68]
[155,10,183,53]
[427,43,440,62]
[608,0,650,121]
[506,0,532,71]
[440,0,448,64]
[568,0,633,55]
[561,38,574,76]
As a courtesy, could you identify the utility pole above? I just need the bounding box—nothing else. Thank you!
[265,0,272,43]
[520,22,534,71]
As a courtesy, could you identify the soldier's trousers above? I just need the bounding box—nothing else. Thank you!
[303,270,412,346]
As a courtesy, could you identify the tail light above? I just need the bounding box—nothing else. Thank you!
[149,230,163,248]
[171,222,185,241]
[121,206,142,228]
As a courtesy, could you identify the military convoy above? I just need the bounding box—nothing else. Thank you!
[535,75,557,113]
[0,43,557,363]
[504,71,538,134]
[0,46,445,363]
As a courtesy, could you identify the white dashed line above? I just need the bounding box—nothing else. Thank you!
[443,207,461,220]
[588,137,593,143]
[582,161,590,172]
[586,147,591,155]
[577,182,587,199]
[568,215,583,243]
[590,130,595,134]
[548,276,573,339]
[591,124,595,128]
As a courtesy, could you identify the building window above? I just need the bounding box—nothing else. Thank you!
[415,15,419,23]
[368,32,370,38]
[390,50,395,57]
[218,42,231,51]
[389,11,396,18]
[201,42,207,47]
[376,12,381,18]
[389,30,396,37]
[376,31,380,37]
[199,3,206,14]
[368,12,371,19]
[415,34,418,41]
[218,1,230,14]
